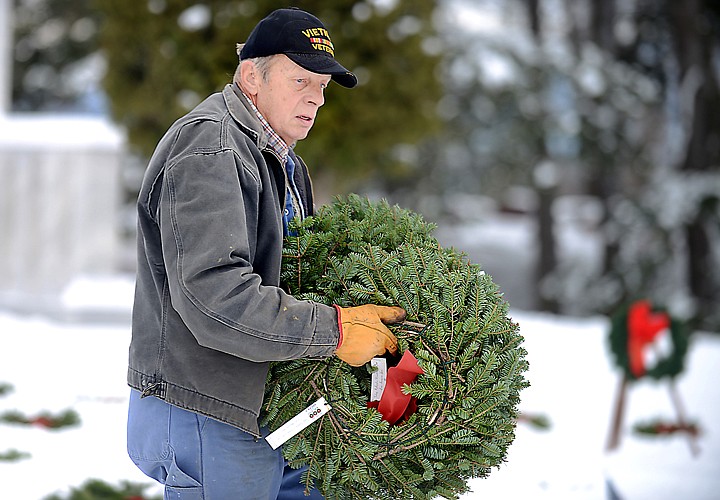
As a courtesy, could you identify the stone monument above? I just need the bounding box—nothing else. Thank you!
[0,0,127,318]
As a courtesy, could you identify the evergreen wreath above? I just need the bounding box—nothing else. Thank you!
[608,299,688,381]
[261,195,529,499]
[43,479,162,500]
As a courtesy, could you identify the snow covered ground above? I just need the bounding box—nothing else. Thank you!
[1,275,718,500]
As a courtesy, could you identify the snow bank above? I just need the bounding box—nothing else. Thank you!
[1,276,718,499]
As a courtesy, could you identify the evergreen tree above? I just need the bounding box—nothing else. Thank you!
[263,195,529,499]
[12,0,102,112]
[94,0,443,183]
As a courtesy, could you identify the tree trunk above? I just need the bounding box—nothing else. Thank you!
[590,0,616,53]
[668,0,720,324]
[587,0,622,301]
[525,0,560,313]
[535,186,558,312]
[526,0,541,38]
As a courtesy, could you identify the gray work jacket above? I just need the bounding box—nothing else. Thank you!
[128,84,340,436]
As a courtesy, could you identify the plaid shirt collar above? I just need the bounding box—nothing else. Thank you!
[238,86,290,162]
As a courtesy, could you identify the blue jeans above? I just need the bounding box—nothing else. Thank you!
[127,390,324,499]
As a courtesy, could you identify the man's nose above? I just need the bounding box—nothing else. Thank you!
[308,84,325,107]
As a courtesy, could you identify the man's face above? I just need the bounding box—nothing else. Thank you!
[254,55,332,146]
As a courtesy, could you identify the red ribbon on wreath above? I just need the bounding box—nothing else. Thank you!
[627,300,670,378]
[368,350,424,425]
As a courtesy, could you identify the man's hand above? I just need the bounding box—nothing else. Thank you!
[334,305,406,367]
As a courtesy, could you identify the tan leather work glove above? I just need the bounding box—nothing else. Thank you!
[334,304,406,367]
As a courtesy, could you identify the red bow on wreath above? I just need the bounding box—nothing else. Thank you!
[368,350,424,425]
[627,300,670,378]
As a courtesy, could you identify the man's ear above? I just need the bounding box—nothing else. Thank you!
[239,60,259,95]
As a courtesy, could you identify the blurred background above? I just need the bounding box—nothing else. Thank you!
[2,0,719,328]
[0,0,719,498]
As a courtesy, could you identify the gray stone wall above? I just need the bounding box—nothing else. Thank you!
[0,115,125,315]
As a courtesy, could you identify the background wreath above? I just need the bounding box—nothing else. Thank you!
[261,195,529,499]
[608,300,689,381]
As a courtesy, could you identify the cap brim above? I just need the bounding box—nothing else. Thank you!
[285,52,358,88]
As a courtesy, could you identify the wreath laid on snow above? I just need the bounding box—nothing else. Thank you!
[0,382,80,463]
[608,299,688,381]
[261,195,529,499]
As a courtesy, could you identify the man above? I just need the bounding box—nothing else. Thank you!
[126,8,405,499]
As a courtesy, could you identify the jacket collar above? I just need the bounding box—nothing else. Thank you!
[222,83,269,150]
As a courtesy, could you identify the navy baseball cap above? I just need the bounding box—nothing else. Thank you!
[238,8,357,88]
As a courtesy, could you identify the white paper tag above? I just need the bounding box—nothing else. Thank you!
[265,397,331,450]
[370,357,388,402]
